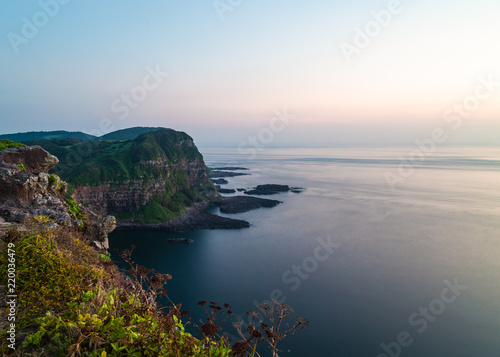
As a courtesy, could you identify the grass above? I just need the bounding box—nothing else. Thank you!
[0,226,232,356]
[0,221,308,356]
[48,174,57,186]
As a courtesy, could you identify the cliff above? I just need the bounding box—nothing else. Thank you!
[24,128,218,224]
[0,143,115,249]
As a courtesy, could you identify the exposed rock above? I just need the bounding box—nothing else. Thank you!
[211,167,249,171]
[211,178,228,185]
[217,188,236,194]
[116,204,250,232]
[211,196,282,214]
[0,145,58,173]
[0,145,115,249]
[244,184,291,195]
[70,156,217,218]
[208,170,249,178]
[166,238,194,244]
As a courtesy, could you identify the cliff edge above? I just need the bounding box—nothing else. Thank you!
[0,144,115,249]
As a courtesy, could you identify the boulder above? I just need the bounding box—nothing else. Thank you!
[0,145,59,173]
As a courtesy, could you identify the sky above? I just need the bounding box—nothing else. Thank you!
[1,0,499,147]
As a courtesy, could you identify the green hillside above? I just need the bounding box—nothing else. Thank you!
[25,129,217,224]
[0,130,97,141]
[100,127,164,140]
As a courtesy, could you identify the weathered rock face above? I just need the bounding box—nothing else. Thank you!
[72,158,217,214]
[71,153,217,219]
[0,146,115,249]
[0,145,59,172]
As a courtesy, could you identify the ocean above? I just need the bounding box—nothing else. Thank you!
[109,147,500,356]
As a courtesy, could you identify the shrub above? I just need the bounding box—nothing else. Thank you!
[33,215,52,224]
[0,139,26,151]
[0,225,307,356]
[17,163,26,171]
[48,173,57,186]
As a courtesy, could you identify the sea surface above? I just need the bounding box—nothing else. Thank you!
[109,147,500,357]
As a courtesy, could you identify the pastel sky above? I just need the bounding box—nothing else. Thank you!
[1,0,499,146]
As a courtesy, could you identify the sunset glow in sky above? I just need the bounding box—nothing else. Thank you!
[1,0,499,146]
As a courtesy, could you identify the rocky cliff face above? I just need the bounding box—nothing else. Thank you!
[29,128,219,224]
[0,145,116,249]
[71,156,215,216]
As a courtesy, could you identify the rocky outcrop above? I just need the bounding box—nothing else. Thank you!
[31,129,220,223]
[0,146,115,249]
[211,196,282,214]
[116,203,250,232]
[244,184,304,195]
[0,145,59,172]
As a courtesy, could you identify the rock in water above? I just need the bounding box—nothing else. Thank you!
[211,196,282,214]
[244,184,290,195]
[166,238,194,244]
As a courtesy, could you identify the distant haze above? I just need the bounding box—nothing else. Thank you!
[1,1,499,147]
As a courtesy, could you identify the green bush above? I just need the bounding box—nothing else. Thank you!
[48,173,57,186]
[0,139,26,151]
[67,199,85,221]
[17,163,26,171]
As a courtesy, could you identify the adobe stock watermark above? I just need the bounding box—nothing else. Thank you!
[57,64,169,176]
[375,277,467,357]
[238,106,295,160]
[227,235,340,343]
[7,0,71,54]
[213,0,243,22]
[340,0,403,64]
[385,74,500,190]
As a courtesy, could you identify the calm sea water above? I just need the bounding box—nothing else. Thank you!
[109,147,500,357]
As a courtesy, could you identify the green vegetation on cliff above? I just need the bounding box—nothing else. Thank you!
[0,127,165,143]
[23,129,217,224]
[0,226,232,356]
[0,131,97,142]
[0,225,307,356]
[0,139,26,151]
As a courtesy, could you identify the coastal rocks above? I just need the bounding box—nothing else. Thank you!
[244,184,290,195]
[211,178,228,185]
[217,187,236,194]
[166,238,194,244]
[211,196,282,214]
[116,204,250,232]
[71,157,218,217]
[208,170,249,178]
[211,167,249,171]
[244,184,304,195]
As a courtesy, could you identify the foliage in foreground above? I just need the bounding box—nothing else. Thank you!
[0,226,307,356]
[0,139,26,151]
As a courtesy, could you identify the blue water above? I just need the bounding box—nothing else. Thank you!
[109,147,500,357]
